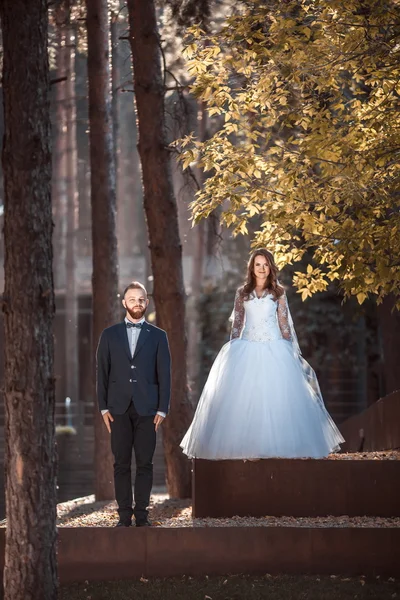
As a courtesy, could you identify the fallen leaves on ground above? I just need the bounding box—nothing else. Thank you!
[326,451,400,461]
[1,451,397,529]
[53,492,400,529]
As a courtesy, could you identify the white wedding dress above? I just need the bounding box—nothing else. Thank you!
[181,288,344,459]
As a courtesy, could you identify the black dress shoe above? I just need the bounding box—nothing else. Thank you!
[136,518,151,527]
[116,520,132,527]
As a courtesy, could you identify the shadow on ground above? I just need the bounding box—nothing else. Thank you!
[59,574,400,600]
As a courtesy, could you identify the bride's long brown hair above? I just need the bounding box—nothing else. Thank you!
[241,248,284,301]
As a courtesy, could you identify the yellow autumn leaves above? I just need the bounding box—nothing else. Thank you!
[175,0,400,306]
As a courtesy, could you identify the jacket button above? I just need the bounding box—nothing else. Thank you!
[129,379,132,383]
[131,365,134,369]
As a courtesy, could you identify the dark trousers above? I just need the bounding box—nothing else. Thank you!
[110,402,156,523]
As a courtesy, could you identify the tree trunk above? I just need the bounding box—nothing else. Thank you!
[378,294,400,396]
[65,20,82,444]
[53,7,68,291]
[127,0,192,498]
[86,0,120,500]
[111,7,120,183]
[187,101,207,396]
[0,2,57,599]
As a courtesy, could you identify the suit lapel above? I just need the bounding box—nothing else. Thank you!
[117,321,132,361]
[133,322,152,359]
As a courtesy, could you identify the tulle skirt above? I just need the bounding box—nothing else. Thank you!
[181,338,344,460]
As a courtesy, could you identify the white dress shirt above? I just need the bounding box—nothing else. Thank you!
[101,317,166,419]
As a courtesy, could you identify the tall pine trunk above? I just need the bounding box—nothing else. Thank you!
[187,102,208,395]
[86,0,120,500]
[127,0,192,497]
[0,1,57,599]
[53,8,68,290]
[111,6,120,183]
[65,19,82,443]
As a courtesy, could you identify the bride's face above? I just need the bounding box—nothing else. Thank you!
[253,255,270,280]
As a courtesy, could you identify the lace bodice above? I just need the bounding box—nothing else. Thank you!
[230,288,292,343]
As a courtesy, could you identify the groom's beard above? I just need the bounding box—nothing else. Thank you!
[126,305,146,321]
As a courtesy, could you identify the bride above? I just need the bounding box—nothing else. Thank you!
[181,248,344,460]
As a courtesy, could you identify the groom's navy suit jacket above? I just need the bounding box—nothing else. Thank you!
[96,320,171,416]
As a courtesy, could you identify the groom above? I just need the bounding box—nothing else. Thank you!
[96,281,171,527]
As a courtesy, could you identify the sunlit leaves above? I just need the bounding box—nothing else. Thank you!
[175,0,400,304]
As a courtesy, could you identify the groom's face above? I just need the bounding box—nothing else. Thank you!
[123,288,149,321]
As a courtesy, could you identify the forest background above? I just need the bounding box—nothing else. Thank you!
[0,1,399,596]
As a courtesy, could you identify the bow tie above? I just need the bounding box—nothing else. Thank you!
[126,322,142,329]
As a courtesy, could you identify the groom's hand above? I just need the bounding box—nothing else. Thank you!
[102,411,114,433]
[154,414,165,432]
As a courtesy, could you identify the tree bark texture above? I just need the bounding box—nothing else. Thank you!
[111,7,120,184]
[65,19,82,445]
[127,0,193,498]
[0,1,58,598]
[187,101,208,396]
[86,0,120,500]
[53,6,68,290]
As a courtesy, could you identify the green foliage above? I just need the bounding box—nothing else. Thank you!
[175,0,400,305]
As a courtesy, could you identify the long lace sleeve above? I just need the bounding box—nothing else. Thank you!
[277,292,292,341]
[230,288,245,340]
